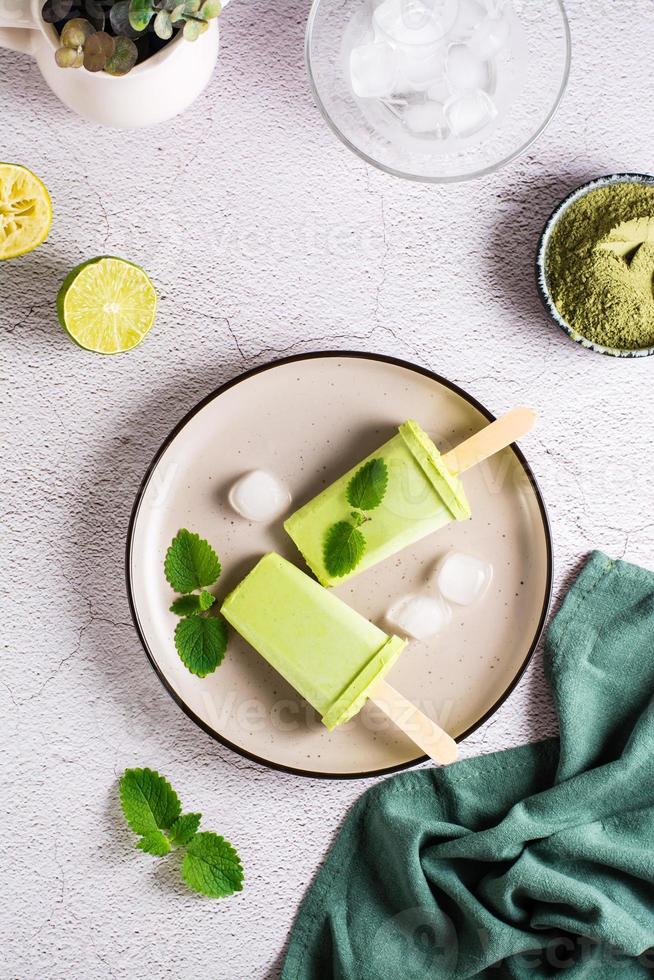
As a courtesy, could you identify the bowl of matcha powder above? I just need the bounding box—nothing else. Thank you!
[537,173,654,357]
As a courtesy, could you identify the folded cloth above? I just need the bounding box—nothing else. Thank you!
[281,552,654,979]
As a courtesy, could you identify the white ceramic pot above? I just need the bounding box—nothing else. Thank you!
[0,0,227,127]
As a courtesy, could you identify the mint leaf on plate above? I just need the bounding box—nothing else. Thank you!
[323,520,366,578]
[170,591,216,617]
[120,768,182,836]
[174,615,228,677]
[181,832,244,898]
[169,812,202,846]
[137,830,172,856]
[165,529,221,594]
[346,458,388,511]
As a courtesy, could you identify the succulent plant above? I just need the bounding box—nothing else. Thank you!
[53,15,138,74]
[128,0,220,41]
[45,0,219,76]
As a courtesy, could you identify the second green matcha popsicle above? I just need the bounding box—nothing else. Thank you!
[221,552,406,730]
[284,419,471,588]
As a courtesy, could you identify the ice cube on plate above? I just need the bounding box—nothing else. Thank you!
[451,0,486,37]
[444,89,497,136]
[373,0,447,47]
[350,42,399,98]
[404,100,447,134]
[437,552,492,605]
[387,593,452,640]
[229,470,291,523]
[470,13,510,58]
[446,43,488,92]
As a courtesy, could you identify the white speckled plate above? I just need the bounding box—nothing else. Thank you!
[126,353,552,778]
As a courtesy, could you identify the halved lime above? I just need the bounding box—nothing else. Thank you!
[57,256,158,354]
[0,163,52,260]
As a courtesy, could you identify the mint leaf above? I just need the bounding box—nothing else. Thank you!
[170,591,216,617]
[137,830,172,856]
[169,812,202,846]
[323,520,366,578]
[346,458,388,511]
[181,832,244,898]
[165,529,221,594]
[175,615,228,677]
[120,768,181,835]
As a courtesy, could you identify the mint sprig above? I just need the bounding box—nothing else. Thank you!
[165,529,221,594]
[346,458,388,511]
[174,616,228,677]
[119,768,244,899]
[170,591,216,616]
[165,530,228,677]
[323,521,366,578]
[119,767,181,835]
[181,832,245,899]
[323,458,388,578]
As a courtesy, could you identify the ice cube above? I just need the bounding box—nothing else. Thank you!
[350,42,399,98]
[229,470,291,523]
[437,552,492,605]
[470,13,510,58]
[404,100,447,134]
[451,0,486,37]
[446,43,488,93]
[397,44,446,90]
[373,0,447,47]
[387,593,452,640]
[444,89,497,136]
[427,77,451,102]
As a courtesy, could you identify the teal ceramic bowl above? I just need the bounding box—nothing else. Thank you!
[536,173,654,358]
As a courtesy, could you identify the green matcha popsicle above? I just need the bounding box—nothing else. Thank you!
[221,553,406,730]
[284,419,471,588]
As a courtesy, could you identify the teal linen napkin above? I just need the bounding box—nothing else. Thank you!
[281,552,654,979]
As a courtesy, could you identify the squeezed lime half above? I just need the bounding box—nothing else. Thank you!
[57,256,158,354]
[0,163,52,260]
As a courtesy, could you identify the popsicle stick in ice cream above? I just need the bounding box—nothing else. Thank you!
[442,407,537,476]
[285,411,537,589]
[368,679,458,765]
[221,553,458,764]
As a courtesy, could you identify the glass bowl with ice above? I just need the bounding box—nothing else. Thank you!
[306,0,570,182]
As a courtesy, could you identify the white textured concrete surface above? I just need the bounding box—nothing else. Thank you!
[2,0,653,976]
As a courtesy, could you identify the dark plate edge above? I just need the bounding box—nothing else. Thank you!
[125,350,554,781]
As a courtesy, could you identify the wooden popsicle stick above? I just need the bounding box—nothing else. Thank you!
[442,406,536,476]
[368,679,458,765]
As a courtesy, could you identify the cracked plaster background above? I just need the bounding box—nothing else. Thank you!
[1,0,654,976]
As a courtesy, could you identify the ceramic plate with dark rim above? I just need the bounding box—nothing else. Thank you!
[126,352,552,779]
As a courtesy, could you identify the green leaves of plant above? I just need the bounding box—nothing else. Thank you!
[323,521,366,578]
[128,0,154,31]
[170,591,216,616]
[154,8,172,37]
[137,830,172,855]
[119,767,181,836]
[346,458,388,511]
[165,529,221,594]
[165,529,227,677]
[323,458,389,578]
[169,812,202,846]
[181,833,244,899]
[119,770,243,898]
[174,615,228,677]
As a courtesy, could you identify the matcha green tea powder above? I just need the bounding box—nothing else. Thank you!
[546,181,654,350]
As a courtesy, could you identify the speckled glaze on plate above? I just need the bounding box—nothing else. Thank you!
[536,173,654,358]
[126,353,552,779]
